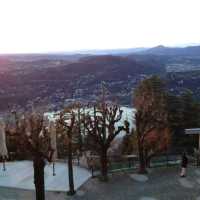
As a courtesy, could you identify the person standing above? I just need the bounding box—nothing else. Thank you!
[180,152,188,177]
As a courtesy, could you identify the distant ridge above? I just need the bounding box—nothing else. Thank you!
[139,45,200,56]
[2,44,200,56]
[63,47,148,55]
[47,44,200,56]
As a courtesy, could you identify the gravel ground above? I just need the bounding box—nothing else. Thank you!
[1,166,200,200]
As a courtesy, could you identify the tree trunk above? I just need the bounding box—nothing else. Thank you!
[137,138,147,174]
[100,148,108,181]
[33,155,45,200]
[144,149,151,168]
[67,140,75,195]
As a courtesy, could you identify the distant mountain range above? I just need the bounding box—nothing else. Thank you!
[68,47,148,55]
[56,44,200,56]
[2,44,200,58]
[139,45,200,56]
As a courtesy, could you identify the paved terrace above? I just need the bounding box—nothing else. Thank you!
[1,166,200,200]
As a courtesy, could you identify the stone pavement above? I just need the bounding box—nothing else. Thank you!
[1,166,200,200]
[0,187,66,200]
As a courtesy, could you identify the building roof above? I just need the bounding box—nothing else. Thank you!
[185,128,200,135]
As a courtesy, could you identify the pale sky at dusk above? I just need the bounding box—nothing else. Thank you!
[0,0,200,53]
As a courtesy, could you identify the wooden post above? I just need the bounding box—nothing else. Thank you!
[3,160,6,171]
[199,135,200,150]
[53,162,56,176]
[91,166,94,178]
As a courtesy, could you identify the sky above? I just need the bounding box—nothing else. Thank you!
[0,0,200,53]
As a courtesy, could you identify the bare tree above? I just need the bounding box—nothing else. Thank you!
[9,111,54,200]
[83,101,129,181]
[0,121,8,171]
[56,106,78,195]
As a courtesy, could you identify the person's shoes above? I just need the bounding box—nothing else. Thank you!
[180,175,186,178]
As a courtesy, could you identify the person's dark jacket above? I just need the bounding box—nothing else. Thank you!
[181,155,188,168]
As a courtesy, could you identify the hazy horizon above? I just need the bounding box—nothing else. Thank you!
[0,43,200,55]
[0,0,200,53]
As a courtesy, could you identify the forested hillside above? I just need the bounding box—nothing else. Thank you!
[0,55,166,111]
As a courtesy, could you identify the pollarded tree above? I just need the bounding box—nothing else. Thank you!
[133,76,169,174]
[0,121,8,171]
[56,106,79,195]
[83,101,130,181]
[9,110,54,200]
[121,129,138,155]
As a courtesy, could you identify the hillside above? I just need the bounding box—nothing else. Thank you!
[0,55,166,111]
